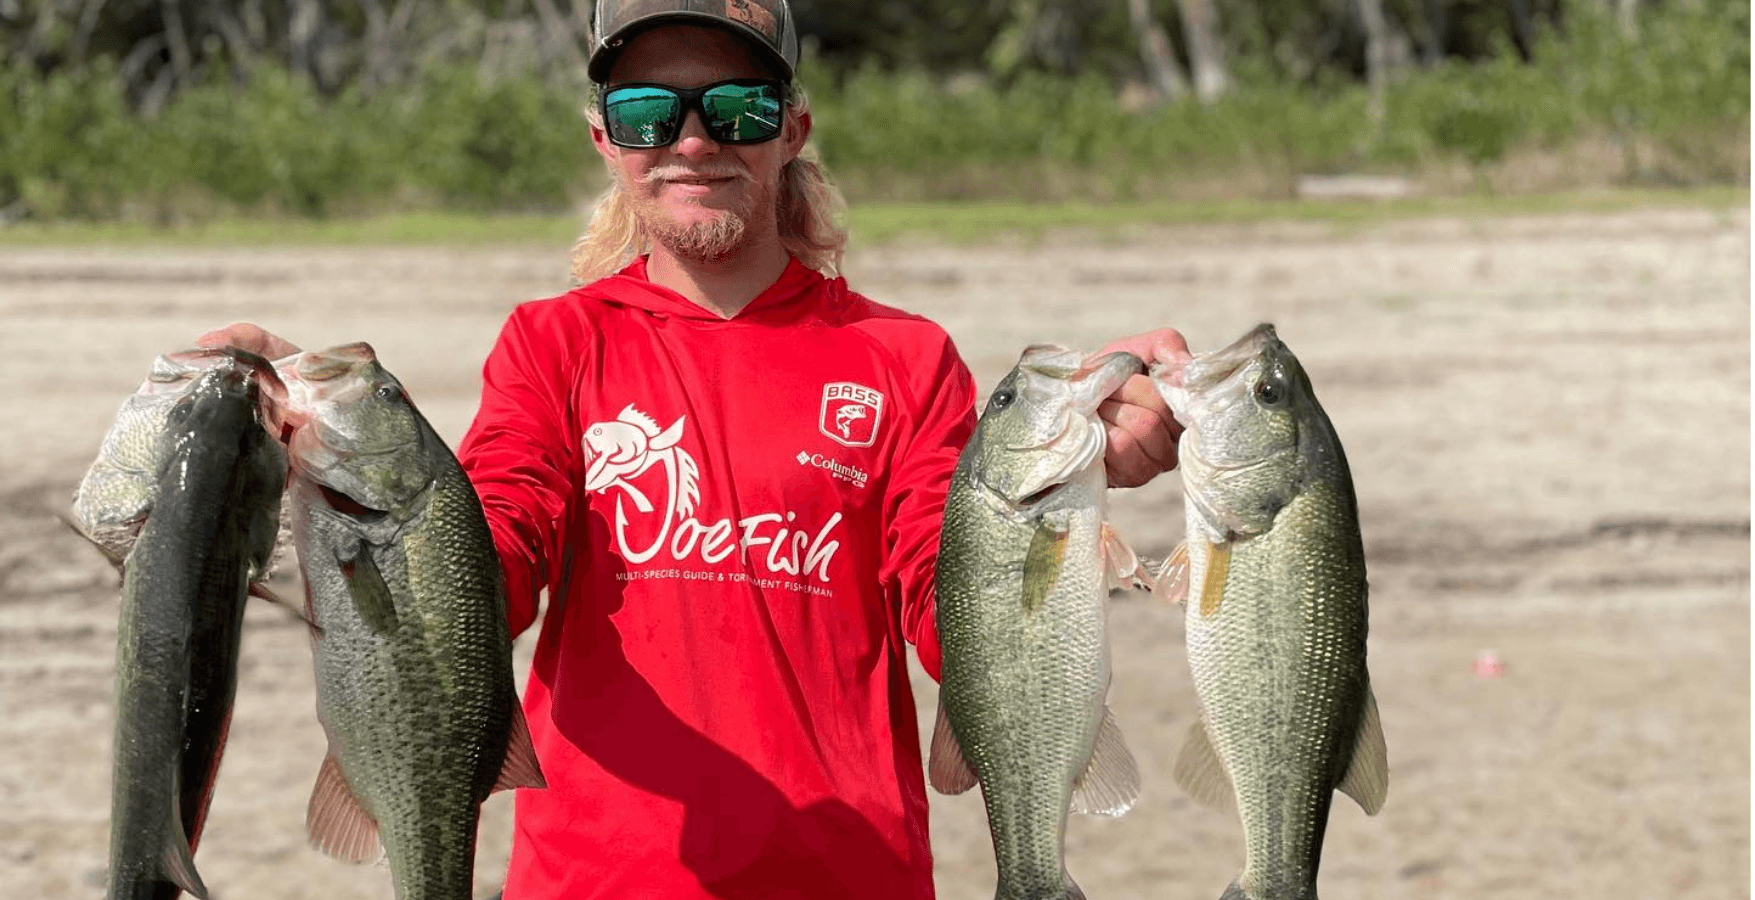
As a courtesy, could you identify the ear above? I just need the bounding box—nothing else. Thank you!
[783,107,811,164]
[590,122,617,165]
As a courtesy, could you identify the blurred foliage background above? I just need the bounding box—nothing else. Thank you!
[0,0,1746,222]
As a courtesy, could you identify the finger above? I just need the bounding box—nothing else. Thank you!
[1104,455,1156,490]
[194,322,301,360]
[1098,399,1177,472]
[1150,329,1192,366]
[1091,328,1193,368]
[1104,373,1183,441]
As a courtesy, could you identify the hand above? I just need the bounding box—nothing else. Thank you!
[193,322,302,361]
[1091,329,1191,488]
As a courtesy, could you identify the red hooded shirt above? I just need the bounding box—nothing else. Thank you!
[456,257,977,900]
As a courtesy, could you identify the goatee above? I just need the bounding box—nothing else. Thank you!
[654,212,747,263]
[623,164,774,264]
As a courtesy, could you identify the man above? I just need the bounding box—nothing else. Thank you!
[204,1,1188,895]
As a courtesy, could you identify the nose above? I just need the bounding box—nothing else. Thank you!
[670,108,720,159]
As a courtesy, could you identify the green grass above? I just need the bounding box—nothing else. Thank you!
[0,186,1742,249]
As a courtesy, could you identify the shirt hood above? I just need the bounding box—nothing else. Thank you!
[578,255,841,324]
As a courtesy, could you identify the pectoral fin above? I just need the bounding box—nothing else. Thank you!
[1152,542,1190,607]
[1338,682,1390,815]
[927,699,978,795]
[249,581,323,634]
[307,754,383,864]
[1100,524,1147,594]
[1173,717,1235,810]
[338,540,397,635]
[1021,521,1071,613]
[1070,705,1140,816]
[1198,541,1231,618]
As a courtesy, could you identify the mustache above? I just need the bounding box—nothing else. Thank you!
[640,164,753,185]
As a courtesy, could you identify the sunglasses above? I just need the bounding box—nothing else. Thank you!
[600,79,788,149]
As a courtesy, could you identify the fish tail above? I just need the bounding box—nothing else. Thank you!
[1218,881,1317,900]
[995,878,1087,900]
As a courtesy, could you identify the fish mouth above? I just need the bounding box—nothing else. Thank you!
[1071,351,1146,412]
[284,343,378,383]
[1181,324,1276,394]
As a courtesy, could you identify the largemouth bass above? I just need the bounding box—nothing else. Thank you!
[1151,324,1388,900]
[100,350,288,900]
[281,343,544,900]
[930,346,1146,900]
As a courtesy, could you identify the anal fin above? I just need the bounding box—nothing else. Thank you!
[1173,717,1235,810]
[1071,705,1140,816]
[1338,682,1390,815]
[159,793,209,899]
[492,703,548,792]
[307,754,383,864]
[926,698,978,796]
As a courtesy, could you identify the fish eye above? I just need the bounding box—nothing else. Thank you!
[989,388,1015,411]
[375,383,401,402]
[1254,378,1285,406]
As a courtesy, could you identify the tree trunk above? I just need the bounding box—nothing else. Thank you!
[1357,0,1389,123]
[1420,0,1447,65]
[160,0,194,85]
[71,0,110,64]
[1615,0,1639,38]
[1174,0,1228,102]
[1126,0,1189,102]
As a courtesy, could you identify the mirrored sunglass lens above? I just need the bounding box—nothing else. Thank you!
[702,84,783,142]
[606,88,680,146]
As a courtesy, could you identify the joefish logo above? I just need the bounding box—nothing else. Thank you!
[819,382,883,448]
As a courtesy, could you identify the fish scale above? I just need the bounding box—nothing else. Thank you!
[938,475,1110,899]
[96,354,286,900]
[1184,482,1369,899]
[930,347,1145,900]
[285,343,544,900]
[1155,324,1387,900]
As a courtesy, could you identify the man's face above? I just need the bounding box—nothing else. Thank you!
[593,24,808,264]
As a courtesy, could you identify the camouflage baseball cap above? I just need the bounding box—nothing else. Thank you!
[589,0,799,83]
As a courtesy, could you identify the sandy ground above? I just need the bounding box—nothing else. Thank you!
[0,202,1747,899]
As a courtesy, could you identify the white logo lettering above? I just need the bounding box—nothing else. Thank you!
[796,450,869,488]
[585,405,843,581]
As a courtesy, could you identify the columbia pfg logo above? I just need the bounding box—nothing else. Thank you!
[819,382,883,448]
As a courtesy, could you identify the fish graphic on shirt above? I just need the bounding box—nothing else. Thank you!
[835,405,867,440]
[583,405,699,518]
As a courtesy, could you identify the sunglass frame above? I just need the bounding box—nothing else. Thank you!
[599,79,790,149]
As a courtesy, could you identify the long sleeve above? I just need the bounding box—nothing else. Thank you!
[456,304,583,638]
[879,335,977,682]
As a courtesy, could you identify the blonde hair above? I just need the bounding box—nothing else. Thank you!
[570,85,849,284]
